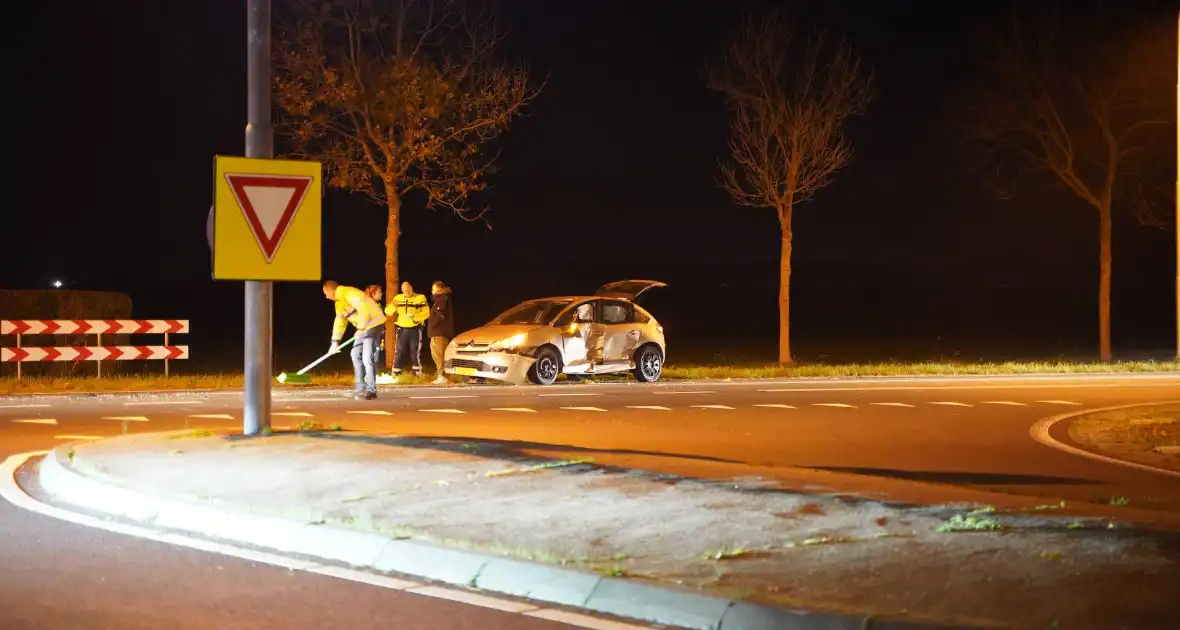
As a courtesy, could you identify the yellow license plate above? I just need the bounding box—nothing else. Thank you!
[454,367,477,376]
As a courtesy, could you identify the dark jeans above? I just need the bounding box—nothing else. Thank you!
[351,325,384,393]
[394,326,422,372]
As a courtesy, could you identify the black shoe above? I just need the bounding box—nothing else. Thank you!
[354,391,377,401]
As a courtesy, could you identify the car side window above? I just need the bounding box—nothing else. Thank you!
[554,300,595,327]
[600,300,632,325]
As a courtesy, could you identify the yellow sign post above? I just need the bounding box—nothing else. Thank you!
[213,155,322,281]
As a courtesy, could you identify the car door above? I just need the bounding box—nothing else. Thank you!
[599,300,642,366]
[554,299,601,371]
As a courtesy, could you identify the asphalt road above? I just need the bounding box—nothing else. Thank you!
[2,373,1179,628]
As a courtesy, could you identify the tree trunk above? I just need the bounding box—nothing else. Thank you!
[778,215,793,365]
[1097,203,1112,362]
[384,190,401,370]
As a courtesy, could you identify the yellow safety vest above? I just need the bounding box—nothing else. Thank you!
[387,292,430,328]
[331,286,387,341]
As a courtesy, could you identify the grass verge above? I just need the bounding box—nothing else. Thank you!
[1,359,1175,395]
[1067,403,1180,472]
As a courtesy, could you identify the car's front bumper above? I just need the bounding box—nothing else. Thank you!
[443,351,534,384]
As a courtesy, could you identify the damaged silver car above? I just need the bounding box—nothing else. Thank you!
[443,280,667,385]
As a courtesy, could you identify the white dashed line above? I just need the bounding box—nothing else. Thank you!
[491,408,536,413]
[290,398,345,402]
[102,416,151,422]
[753,404,796,409]
[0,404,49,409]
[12,419,58,425]
[929,402,971,407]
[872,402,914,407]
[561,406,607,412]
[189,414,235,419]
[54,435,102,440]
[124,401,204,406]
[273,412,314,417]
[347,410,394,416]
[537,392,599,397]
[982,401,1027,406]
[813,403,856,408]
[626,406,671,411]
[652,390,713,395]
[691,405,735,410]
[420,409,466,414]
[410,395,476,400]
[1037,400,1082,406]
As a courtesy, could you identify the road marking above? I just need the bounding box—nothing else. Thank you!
[691,405,735,410]
[347,410,394,416]
[929,402,971,407]
[537,392,599,397]
[872,402,914,408]
[0,452,657,630]
[561,406,607,412]
[12,419,58,425]
[0,404,50,409]
[1037,400,1082,406]
[420,409,465,414]
[291,397,345,402]
[54,435,103,440]
[753,404,796,409]
[124,401,204,406]
[273,412,313,417]
[1030,403,1180,479]
[626,405,671,411]
[102,416,151,422]
[189,413,235,419]
[491,407,536,413]
[756,381,1179,393]
[410,395,476,399]
[982,401,1027,406]
[406,585,537,613]
[813,403,856,408]
[653,390,712,395]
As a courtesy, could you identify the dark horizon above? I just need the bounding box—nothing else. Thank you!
[5,0,1177,372]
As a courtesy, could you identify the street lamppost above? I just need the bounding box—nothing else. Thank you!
[1175,10,1179,361]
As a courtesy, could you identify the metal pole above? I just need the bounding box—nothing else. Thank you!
[1174,10,1179,361]
[15,334,20,381]
[97,333,103,379]
[165,332,170,377]
[243,0,273,436]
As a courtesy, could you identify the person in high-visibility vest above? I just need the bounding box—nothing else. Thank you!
[386,281,430,376]
[364,284,386,368]
[323,280,387,400]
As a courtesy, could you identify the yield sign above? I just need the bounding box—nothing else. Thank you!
[224,174,313,262]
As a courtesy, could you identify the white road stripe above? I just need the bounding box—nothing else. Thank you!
[290,398,345,402]
[273,412,313,417]
[124,401,204,406]
[54,435,102,440]
[691,405,735,410]
[561,406,607,412]
[1030,404,1180,479]
[406,585,537,613]
[872,402,914,407]
[753,404,796,409]
[537,392,599,397]
[1037,400,1082,406]
[102,416,151,422]
[814,403,856,408]
[347,410,394,416]
[0,404,50,409]
[982,401,1027,406]
[757,381,1178,393]
[420,409,465,414]
[12,419,58,425]
[929,402,971,407]
[189,414,235,419]
[491,408,536,413]
[626,405,671,411]
[652,390,713,395]
[410,395,476,399]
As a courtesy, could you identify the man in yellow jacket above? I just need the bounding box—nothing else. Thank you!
[323,280,387,400]
[386,281,430,376]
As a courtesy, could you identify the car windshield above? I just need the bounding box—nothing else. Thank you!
[490,299,573,326]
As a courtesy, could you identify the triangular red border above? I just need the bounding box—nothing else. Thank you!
[224,174,313,262]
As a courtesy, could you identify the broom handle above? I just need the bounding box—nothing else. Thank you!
[297,337,357,375]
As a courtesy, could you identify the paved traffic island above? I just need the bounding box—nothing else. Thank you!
[1066,403,1180,473]
[35,429,1180,630]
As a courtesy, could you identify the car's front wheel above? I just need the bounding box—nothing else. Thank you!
[633,345,663,382]
[528,346,561,385]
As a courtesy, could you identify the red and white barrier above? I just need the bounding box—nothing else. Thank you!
[0,319,188,335]
[1,346,188,362]
[1,318,189,378]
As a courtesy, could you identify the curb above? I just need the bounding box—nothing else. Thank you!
[34,447,980,630]
[1029,400,1180,480]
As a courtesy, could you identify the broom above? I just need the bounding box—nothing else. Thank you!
[276,337,356,384]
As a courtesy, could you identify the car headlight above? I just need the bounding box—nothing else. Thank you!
[491,333,527,351]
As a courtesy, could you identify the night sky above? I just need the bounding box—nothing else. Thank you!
[6,0,1177,370]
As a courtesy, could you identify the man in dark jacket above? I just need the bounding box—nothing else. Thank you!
[428,280,455,384]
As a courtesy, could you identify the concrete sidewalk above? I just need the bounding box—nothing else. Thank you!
[33,428,1180,630]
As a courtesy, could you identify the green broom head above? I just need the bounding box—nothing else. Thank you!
[276,372,313,385]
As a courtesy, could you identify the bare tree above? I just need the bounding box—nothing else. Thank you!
[960,3,1171,362]
[275,0,542,365]
[706,8,874,364]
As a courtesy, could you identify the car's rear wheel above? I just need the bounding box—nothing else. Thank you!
[529,346,561,385]
[633,345,663,382]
